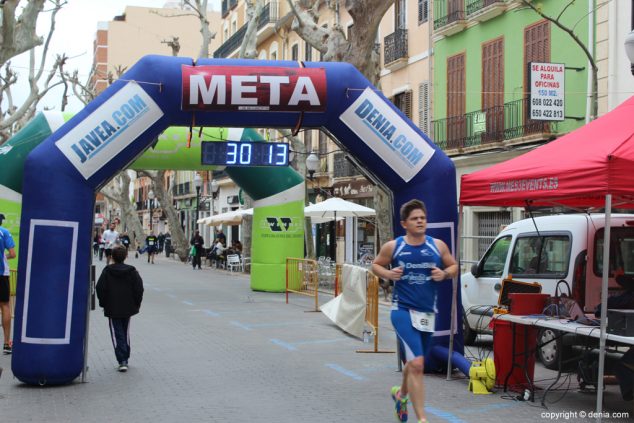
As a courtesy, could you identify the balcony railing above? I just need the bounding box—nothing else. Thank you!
[383,29,408,66]
[214,1,279,59]
[431,98,552,151]
[434,1,466,30]
[466,0,503,15]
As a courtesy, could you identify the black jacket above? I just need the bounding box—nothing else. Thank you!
[96,263,144,318]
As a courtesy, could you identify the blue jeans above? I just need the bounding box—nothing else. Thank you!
[109,317,131,364]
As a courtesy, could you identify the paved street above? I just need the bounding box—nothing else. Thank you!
[0,255,632,422]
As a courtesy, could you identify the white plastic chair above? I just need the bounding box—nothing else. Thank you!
[242,256,251,272]
[226,254,242,272]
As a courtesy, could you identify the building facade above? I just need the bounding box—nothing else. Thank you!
[214,0,433,262]
[432,0,596,265]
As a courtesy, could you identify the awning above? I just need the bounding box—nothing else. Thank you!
[198,208,253,226]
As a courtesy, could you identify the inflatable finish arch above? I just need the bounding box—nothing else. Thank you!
[14,56,461,384]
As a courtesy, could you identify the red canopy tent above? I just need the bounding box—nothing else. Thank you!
[459,96,634,419]
[460,96,634,208]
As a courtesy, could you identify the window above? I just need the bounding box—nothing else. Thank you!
[510,234,570,277]
[231,16,237,34]
[333,152,359,178]
[418,81,429,134]
[395,0,406,29]
[418,0,429,24]
[291,43,299,61]
[524,20,550,91]
[305,43,313,61]
[318,131,327,155]
[447,52,466,146]
[477,211,511,257]
[594,227,634,277]
[447,53,465,118]
[392,90,412,119]
[480,236,511,277]
[482,37,504,141]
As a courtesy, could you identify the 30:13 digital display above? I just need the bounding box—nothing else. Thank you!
[201,141,290,167]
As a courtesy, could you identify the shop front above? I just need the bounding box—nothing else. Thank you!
[332,179,376,263]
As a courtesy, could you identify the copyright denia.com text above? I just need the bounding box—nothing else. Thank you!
[541,411,630,420]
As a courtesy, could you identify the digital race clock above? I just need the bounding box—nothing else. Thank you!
[201,141,290,167]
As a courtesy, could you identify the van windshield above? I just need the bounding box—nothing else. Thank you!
[594,227,634,277]
[509,234,571,278]
[480,236,511,277]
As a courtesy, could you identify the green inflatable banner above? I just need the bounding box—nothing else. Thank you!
[0,114,304,292]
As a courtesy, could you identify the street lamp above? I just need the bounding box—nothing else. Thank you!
[625,30,634,75]
[306,151,320,181]
[148,189,155,232]
[210,179,219,217]
[194,173,202,232]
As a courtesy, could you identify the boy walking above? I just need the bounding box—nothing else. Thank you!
[96,245,144,372]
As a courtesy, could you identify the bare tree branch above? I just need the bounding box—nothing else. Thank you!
[239,0,264,59]
[161,36,181,56]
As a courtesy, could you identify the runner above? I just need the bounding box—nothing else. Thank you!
[102,223,119,266]
[372,199,457,423]
[145,232,158,264]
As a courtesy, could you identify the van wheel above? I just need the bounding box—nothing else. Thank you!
[537,329,572,370]
[463,312,477,345]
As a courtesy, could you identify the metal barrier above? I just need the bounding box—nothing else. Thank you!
[9,269,17,317]
[285,258,319,312]
[357,271,394,354]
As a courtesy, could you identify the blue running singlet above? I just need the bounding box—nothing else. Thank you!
[391,235,442,313]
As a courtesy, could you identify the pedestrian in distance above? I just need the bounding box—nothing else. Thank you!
[96,245,144,372]
[145,232,158,264]
[0,213,16,355]
[372,199,458,423]
[190,230,204,270]
[102,223,119,265]
[93,231,100,257]
[120,232,131,252]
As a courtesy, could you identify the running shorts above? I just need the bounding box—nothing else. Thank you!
[0,276,9,302]
[391,307,433,362]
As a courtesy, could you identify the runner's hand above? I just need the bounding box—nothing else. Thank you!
[389,266,403,281]
[431,267,448,282]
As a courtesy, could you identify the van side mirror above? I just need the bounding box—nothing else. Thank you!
[471,263,480,277]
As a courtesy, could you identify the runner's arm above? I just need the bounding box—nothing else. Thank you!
[431,239,458,282]
[372,240,403,281]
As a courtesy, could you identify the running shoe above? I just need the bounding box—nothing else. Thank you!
[391,385,408,422]
[3,342,11,355]
[118,362,128,372]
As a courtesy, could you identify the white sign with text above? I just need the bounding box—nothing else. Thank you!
[530,62,565,121]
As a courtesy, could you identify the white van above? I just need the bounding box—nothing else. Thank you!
[462,213,634,368]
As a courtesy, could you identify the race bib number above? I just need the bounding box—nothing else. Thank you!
[409,310,435,333]
[148,240,155,246]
